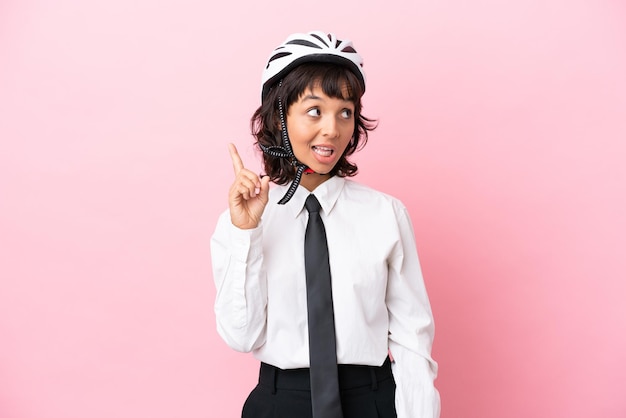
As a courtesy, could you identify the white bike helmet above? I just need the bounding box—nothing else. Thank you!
[261,30,366,101]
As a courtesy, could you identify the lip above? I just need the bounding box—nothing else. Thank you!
[311,144,337,165]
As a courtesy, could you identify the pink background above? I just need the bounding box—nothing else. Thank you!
[1,0,625,417]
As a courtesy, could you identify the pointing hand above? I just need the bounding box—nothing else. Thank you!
[227,143,270,229]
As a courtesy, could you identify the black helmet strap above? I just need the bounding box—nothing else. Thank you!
[258,80,310,205]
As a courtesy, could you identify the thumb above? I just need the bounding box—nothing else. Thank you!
[259,175,271,201]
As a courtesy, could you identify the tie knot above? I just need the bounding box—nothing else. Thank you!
[305,194,321,214]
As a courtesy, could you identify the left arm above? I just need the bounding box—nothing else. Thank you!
[386,205,440,418]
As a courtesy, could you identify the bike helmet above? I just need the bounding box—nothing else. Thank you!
[261,31,366,102]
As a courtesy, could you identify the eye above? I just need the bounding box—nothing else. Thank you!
[341,108,353,119]
[306,108,321,117]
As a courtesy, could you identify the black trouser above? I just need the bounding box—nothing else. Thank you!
[242,357,397,418]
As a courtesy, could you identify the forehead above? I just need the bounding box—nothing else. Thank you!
[297,79,355,103]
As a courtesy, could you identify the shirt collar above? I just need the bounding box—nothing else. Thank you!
[283,176,346,218]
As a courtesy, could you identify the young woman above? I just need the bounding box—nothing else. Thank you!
[211,31,440,418]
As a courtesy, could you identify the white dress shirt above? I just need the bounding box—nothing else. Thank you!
[211,176,440,418]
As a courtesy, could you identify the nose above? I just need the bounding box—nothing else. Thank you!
[321,115,339,138]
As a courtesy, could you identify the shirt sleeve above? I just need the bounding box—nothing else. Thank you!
[387,205,441,418]
[210,210,268,353]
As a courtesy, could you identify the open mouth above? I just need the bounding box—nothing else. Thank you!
[312,146,333,157]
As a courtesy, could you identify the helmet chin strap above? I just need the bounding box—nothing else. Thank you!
[259,80,315,205]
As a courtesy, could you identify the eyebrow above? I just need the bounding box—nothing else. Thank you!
[301,94,322,101]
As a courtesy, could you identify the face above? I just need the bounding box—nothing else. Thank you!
[286,84,356,191]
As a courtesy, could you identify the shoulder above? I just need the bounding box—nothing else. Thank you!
[341,179,407,211]
[336,179,411,227]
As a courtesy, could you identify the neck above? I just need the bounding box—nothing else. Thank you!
[300,172,332,192]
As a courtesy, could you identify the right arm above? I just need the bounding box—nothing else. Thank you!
[210,143,271,352]
[211,212,267,352]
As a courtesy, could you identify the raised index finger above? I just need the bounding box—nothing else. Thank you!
[228,143,244,174]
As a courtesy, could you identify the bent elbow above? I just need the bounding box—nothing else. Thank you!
[216,321,265,353]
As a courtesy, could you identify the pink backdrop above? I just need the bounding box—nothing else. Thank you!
[1,1,625,417]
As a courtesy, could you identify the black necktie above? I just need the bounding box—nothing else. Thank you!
[304,194,343,418]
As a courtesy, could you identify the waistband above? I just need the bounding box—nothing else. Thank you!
[259,357,393,392]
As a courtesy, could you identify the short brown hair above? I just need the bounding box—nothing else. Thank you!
[251,62,377,185]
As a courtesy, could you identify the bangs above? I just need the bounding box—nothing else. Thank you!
[314,66,361,101]
[281,63,364,106]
